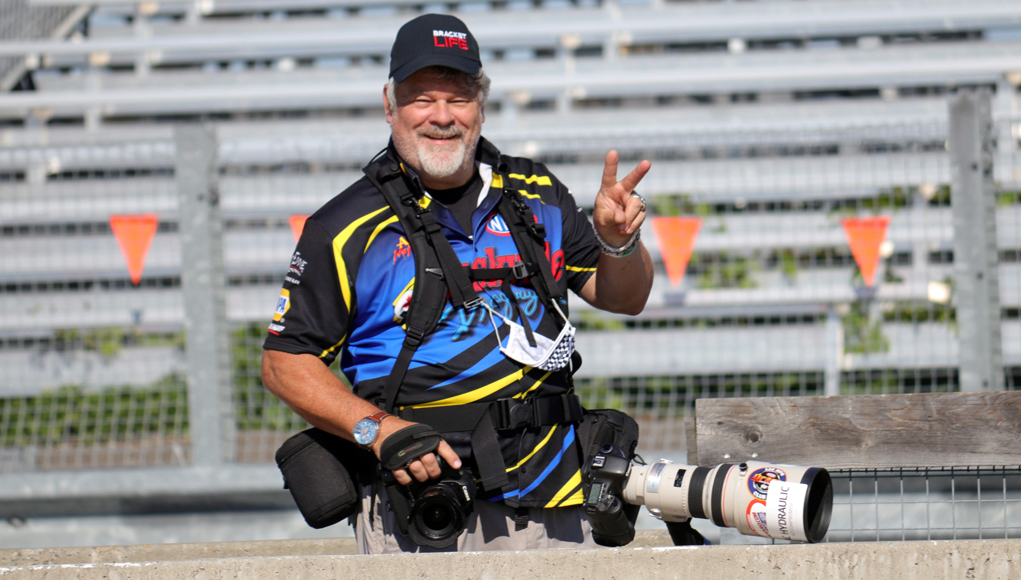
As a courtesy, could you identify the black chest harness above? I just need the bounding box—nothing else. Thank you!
[363,154,583,492]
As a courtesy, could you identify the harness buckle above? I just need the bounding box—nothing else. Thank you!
[404,326,427,348]
[511,261,529,280]
[494,398,534,430]
[463,296,485,310]
[528,223,546,240]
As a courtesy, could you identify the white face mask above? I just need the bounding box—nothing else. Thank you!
[484,300,576,371]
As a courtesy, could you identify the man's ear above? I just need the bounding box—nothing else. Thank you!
[383,84,393,124]
[480,104,485,123]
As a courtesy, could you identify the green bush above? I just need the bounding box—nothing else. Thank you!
[0,374,188,447]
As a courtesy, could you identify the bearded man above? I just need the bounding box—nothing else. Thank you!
[262,13,653,554]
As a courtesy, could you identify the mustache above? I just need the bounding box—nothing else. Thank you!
[419,126,464,140]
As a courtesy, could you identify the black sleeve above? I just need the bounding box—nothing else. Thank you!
[263,218,351,366]
[548,167,600,294]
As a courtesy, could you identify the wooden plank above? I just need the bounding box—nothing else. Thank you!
[685,416,697,465]
[693,392,1021,469]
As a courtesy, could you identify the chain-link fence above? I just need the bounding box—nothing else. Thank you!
[0,91,1018,542]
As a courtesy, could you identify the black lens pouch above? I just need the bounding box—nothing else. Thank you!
[275,428,374,529]
[577,408,640,473]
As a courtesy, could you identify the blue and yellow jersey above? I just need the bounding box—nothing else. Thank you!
[264,138,600,509]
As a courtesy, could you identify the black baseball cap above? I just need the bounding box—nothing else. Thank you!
[389,14,481,83]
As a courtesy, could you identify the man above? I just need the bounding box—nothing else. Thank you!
[262,13,653,554]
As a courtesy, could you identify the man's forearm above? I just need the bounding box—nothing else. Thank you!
[261,349,462,482]
[261,349,379,444]
[591,242,654,315]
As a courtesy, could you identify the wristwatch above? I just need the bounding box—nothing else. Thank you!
[353,410,391,449]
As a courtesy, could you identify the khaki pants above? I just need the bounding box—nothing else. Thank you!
[356,483,595,554]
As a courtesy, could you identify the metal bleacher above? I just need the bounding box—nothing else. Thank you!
[1,0,1020,375]
[3,0,1021,384]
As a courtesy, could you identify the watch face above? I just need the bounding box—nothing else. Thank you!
[353,417,379,447]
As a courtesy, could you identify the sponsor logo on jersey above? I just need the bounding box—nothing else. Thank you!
[433,29,468,50]
[485,214,511,236]
[273,288,290,322]
[748,467,787,501]
[393,288,413,322]
[393,236,411,264]
[267,322,285,335]
[289,252,307,276]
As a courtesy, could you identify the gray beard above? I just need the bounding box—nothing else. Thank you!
[393,128,479,182]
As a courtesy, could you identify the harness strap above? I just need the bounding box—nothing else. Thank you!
[472,412,509,490]
[397,393,584,492]
[465,261,538,281]
[498,188,564,318]
[397,393,584,434]
[381,328,423,414]
[417,209,483,310]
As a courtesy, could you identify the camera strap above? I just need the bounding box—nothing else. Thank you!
[378,424,443,471]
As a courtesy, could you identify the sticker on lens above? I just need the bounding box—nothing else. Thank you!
[748,467,787,501]
[746,500,769,537]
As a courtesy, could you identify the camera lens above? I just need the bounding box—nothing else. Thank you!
[403,464,476,549]
[412,490,464,541]
[422,503,453,533]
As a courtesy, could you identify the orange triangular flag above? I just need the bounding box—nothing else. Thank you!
[842,216,890,287]
[289,215,309,242]
[109,214,159,285]
[651,217,702,287]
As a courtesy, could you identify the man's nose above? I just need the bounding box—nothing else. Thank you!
[429,101,456,125]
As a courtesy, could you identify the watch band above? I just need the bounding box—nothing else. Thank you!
[353,410,392,449]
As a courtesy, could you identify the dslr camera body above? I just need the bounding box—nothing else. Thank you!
[382,458,478,549]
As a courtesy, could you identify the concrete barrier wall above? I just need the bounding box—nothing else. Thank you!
[0,531,679,566]
[0,537,1018,580]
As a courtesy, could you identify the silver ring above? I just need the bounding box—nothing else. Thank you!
[630,191,647,213]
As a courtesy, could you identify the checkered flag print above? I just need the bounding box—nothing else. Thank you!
[536,331,575,371]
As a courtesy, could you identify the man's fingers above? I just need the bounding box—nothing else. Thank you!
[393,467,413,486]
[404,457,428,479]
[619,159,651,193]
[436,441,462,470]
[600,150,620,191]
[395,445,462,485]
[614,205,628,230]
[615,195,648,234]
[392,452,443,485]
[625,195,648,233]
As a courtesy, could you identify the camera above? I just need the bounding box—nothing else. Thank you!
[585,445,833,544]
[382,458,477,549]
[583,444,639,546]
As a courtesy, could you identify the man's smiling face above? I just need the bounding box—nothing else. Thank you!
[387,67,484,190]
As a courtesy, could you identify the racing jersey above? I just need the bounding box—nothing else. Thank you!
[263,137,601,508]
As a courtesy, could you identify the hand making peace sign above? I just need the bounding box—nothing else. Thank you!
[590,150,652,248]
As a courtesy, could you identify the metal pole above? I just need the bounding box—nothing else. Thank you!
[175,125,236,465]
[948,91,1004,392]
[824,305,843,397]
